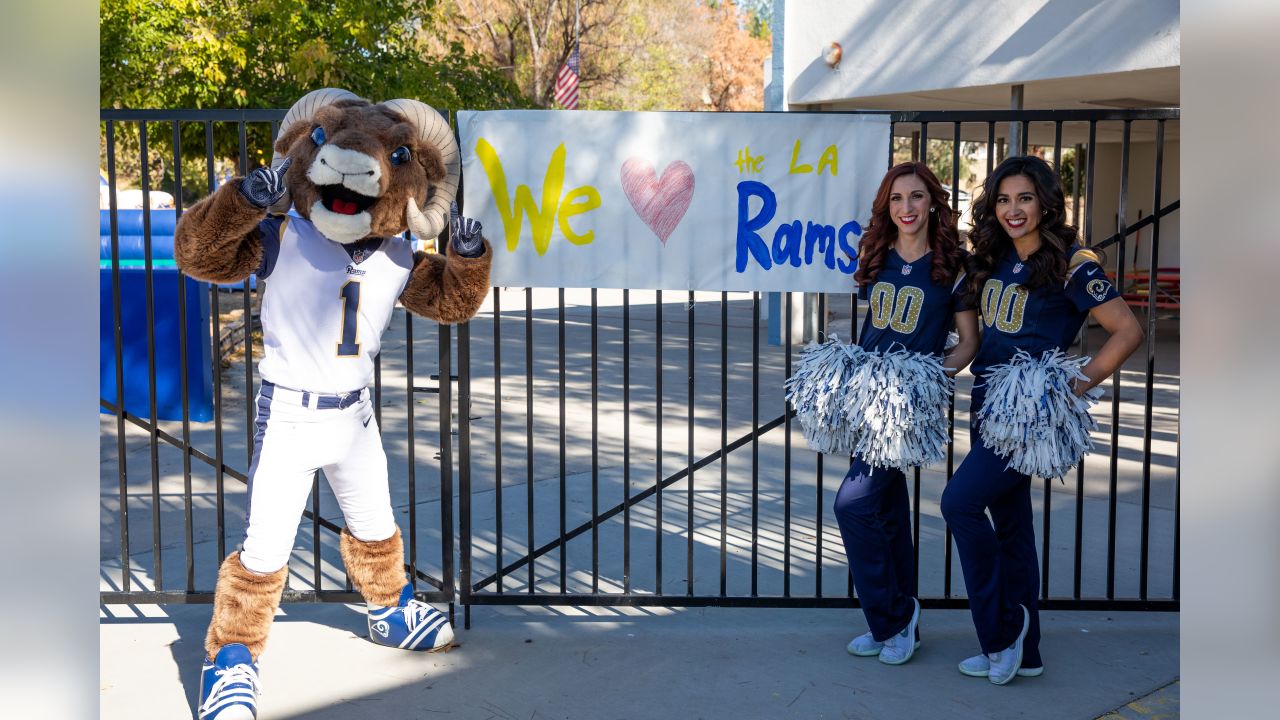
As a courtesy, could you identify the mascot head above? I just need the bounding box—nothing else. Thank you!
[268,88,459,245]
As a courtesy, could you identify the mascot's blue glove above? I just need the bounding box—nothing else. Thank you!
[450,203,485,258]
[238,157,292,209]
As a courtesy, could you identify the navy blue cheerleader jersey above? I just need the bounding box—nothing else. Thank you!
[970,245,1121,377]
[856,249,973,356]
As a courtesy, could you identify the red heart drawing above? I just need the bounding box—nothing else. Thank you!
[620,158,695,244]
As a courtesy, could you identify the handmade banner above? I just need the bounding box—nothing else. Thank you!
[457,110,890,292]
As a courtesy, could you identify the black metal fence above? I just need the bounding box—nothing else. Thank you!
[99,107,1179,620]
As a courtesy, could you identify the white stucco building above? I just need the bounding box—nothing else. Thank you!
[770,0,1180,271]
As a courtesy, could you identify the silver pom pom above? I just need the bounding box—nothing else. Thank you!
[977,349,1104,479]
[784,336,867,455]
[785,337,955,470]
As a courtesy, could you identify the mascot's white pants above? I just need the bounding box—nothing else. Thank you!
[240,382,398,574]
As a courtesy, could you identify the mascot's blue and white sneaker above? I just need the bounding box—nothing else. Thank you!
[367,583,456,651]
[198,643,259,719]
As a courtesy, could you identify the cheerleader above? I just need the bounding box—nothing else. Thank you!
[834,162,979,666]
[941,155,1143,685]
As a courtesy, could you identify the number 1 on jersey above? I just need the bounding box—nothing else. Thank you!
[337,280,361,357]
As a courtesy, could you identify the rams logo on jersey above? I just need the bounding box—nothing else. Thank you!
[1086,278,1111,302]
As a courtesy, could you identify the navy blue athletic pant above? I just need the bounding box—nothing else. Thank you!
[941,385,1042,666]
[833,459,917,642]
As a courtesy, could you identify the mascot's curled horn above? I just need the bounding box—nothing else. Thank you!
[174,88,491,720]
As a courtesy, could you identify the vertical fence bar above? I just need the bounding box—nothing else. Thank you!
[140,121,164,591]
[311,471,321,591]
[406,315,418,584]
[525,287,535,593]
[374,356,383,426]
[783,291,792,598]
[623,289,632,593]
[460,319,473,606]
[751,292,760,596]
[987,123,996,176]
[814,293,826,597]
[656,289,664,594]
[205,121,227,563]
[1073,144,1083,228]
[944,121,961,598]
[591,288,600,593]
[558,288,567,593]
[493,289,504,594]
[238,121,253,473]
[440,321,456,609]
[888,121,896,167]
[106,120,131,592]
[1173,445,1180,600]
[1043,120,1064,598]
[173,120,195,593]
[919,122,928,168]
[456,319,470,606]
[1139,120,1165,600]
[848,283,857,599]
[445,110,461,615]
[687,291,696,595]
[912,464,921,587]
[1075,119,1098,599]
[719,291,728,597]
[367,352,379,598]
[1106,120,1131,600]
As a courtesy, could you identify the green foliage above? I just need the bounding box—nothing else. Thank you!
[736,0,772,38]
[101,0,525,110]
[101,0,530,203]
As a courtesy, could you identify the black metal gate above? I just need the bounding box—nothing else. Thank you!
[99,107,1179,619]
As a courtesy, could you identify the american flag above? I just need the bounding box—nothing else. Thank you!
[552,44,580,109]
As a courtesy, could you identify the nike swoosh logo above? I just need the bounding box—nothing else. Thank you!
[1087,268,1099,276]
[362,416,372,427]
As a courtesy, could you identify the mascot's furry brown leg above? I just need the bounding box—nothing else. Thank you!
[340,527,406,607]
[341,527,456,651]
[195,553,286,720]
[204,553,289,662]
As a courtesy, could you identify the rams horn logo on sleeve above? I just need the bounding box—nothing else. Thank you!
[1086,278,1111,302]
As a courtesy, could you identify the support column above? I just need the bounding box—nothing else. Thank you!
[1009,84,1025,156]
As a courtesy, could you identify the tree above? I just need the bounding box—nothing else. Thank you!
[101,0,529,201]
[701,0,770,111]
[439,0,771,111]
[101,0,527,111]
[436,0,632,107]
[101,0,774,201]
[734,0,772,38]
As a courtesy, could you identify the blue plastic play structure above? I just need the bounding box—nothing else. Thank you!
[101,208,215,422]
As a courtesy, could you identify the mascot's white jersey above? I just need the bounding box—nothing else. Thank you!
[256,215,414,393]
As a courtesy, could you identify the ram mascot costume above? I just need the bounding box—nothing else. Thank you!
[174,88,491,720]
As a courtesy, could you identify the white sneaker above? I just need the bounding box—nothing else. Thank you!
[878,598,921,666]
[957,653,1044,678]
[846,631,884,657]
[987,605,1030,685]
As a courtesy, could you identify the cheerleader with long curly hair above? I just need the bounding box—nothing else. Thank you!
[834,162,980,666]
[942,155,1143,685]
